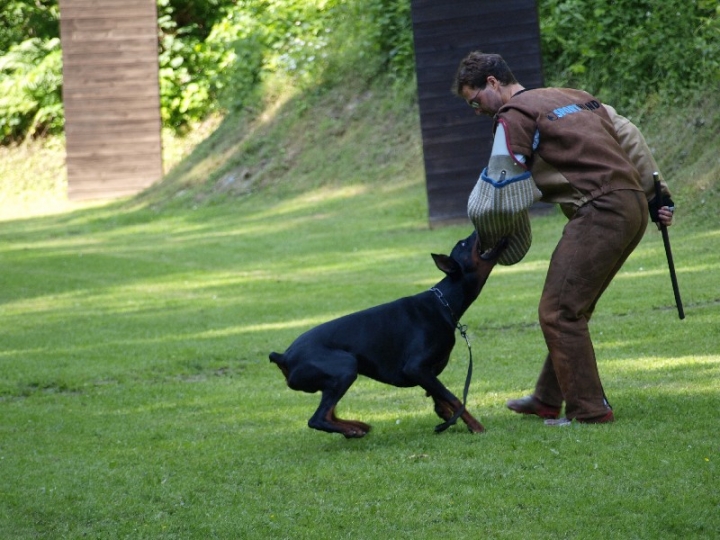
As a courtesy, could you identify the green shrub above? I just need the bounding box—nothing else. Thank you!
[201,0,415,114]
[3,0,717,141]
[0,0,59,54]
[364,0,415,80]
[0,37,63,143]
[540,0,720,108]
[156,0,235,129]
[206,0,341,114]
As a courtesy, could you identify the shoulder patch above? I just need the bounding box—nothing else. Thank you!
[546,100,602,121]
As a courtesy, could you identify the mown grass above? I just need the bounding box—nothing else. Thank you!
[1,166,718,538]
[2,74,719,538]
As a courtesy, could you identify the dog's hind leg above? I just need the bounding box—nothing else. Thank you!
[308,368,370,438]
[329,407,371,434]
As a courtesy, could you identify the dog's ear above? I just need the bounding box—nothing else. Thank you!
[431,253,461,276]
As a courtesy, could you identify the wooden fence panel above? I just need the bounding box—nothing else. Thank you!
[410,0,544,225]
[59,0,162,200]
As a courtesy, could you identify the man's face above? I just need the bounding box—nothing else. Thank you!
[461,79,503,116]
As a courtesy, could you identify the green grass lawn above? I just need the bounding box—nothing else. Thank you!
[1,175,718,539]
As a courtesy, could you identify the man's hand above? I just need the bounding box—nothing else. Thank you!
[657,206,674,227]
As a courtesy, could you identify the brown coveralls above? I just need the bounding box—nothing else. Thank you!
[497,88,668,419]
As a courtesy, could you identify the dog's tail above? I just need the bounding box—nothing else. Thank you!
[269,352,290,382]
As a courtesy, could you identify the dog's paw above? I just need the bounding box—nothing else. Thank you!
[467,422,486,434]
[342,426,369,439]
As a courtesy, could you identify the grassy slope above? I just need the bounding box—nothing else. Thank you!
[0,137,68,219]
[0,79,718,538]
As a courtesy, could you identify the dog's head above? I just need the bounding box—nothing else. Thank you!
[431,231,507,281]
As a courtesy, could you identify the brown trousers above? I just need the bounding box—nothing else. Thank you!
[535,189,648,419]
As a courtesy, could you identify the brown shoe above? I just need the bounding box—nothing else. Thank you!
[506,395,561,419]
[544,409,615,426]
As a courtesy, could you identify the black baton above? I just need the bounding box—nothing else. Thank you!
[653,172,685,319]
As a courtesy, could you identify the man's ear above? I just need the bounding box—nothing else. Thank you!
[431,253,461,276]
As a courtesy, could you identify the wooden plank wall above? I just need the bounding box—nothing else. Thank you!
[410,0,544,225]
[59,0,163,201]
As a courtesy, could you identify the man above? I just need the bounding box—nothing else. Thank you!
[453,51,675,425]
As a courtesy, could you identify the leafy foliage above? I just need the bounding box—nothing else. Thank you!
[205,0,342,115]
[366,0,416,80]
[160,0,416,125]
[0,38,63,143]
[0,0,59,54]
[1,0,718,141]
[0,0,415,140]
[0,0,61,143]
[540,0,720,108]
[156,0,235,129]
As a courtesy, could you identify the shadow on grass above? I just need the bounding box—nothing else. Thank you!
[1,184,718,415]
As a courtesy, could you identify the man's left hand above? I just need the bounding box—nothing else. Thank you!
[658,206,674,227]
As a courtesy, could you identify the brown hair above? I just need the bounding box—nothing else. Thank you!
[452,52,518,95]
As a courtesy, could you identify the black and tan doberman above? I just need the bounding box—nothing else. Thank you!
[269,231,504,438]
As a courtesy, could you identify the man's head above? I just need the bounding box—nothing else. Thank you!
[452,52,518,93]
[452,52,520,116]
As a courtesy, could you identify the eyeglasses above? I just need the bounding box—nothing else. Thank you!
[466,87,483,110]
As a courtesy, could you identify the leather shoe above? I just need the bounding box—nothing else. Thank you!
[506,395,561,419]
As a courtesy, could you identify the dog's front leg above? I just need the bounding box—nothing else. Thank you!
[411,371,485,433]
[429,394,485,434]
[428,393,454,421]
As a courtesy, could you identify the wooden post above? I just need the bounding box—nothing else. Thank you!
[59,0,163,201]
[410,0,544,225]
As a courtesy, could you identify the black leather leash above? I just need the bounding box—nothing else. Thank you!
[430,287,473,433]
